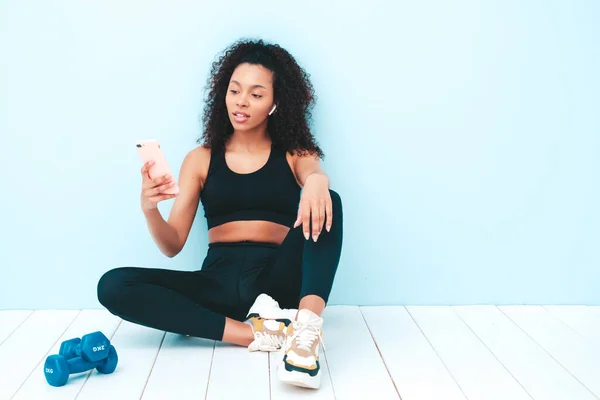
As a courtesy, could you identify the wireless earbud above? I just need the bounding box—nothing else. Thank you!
[269,104,277,116]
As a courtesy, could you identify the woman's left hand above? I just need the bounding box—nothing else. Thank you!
[294,173,332,241]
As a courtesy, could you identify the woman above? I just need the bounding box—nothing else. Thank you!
[97,38,343,390]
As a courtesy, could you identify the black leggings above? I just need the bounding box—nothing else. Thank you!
[97,190,343,341]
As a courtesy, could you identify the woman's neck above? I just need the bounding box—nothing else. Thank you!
[228,128,271,152]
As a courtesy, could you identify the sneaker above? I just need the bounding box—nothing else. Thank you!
[244,294,298,352]
[245,316,287,352]
[246,293,297,325]
[277,309,324,389]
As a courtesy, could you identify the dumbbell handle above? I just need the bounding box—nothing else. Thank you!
[67,356,102,374]
[69,344,82,359]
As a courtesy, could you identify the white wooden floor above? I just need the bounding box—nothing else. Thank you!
[1,306,599,400]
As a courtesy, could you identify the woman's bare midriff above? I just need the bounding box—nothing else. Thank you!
[208,220,291,245]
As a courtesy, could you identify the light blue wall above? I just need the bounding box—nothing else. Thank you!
[1,1,598,309]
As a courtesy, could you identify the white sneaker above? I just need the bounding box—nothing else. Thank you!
[245,316,287,352]
[244,294,298,352]
[277,309,324,389]
[246,293,298,325]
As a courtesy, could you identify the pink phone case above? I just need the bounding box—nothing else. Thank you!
[136,139,179,195]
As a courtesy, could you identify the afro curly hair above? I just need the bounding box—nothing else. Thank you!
[198,38,324,159]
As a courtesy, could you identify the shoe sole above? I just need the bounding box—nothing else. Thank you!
[277,361,321,389]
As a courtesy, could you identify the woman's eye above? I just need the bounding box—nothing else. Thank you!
[228,90,261,98]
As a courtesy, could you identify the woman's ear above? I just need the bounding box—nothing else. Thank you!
[269,104,277,116]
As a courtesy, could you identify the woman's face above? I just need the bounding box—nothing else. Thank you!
[225,63,276,131]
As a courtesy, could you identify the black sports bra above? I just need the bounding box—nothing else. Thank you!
[199,144,301,230]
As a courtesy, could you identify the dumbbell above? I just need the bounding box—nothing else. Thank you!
[59,331,111,363]
[44,344,118,387]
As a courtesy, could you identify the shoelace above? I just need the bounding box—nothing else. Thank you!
[290,322,324,352]
[255,331,284,348]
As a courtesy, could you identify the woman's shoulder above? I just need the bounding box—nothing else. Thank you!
[285,147,321,164]
[188,144,211,157]
[181,144,212,183]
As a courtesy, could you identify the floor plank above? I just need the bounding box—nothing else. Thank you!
[544,306,600,346]
[269,347,336,400]
[12,310,122,400]
[499,305,600,397]
[0,310,33,346]
[406,306,532,400]
[205,341,269,400]
[455,305,597,400]
[361,306,466,400]
[141,333,215,400]
[75,321,166,400]
[321,306,399,400]
[0,310,80,399]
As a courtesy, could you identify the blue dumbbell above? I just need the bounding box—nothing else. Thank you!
[59,331,111,363]
[44,344,118,387]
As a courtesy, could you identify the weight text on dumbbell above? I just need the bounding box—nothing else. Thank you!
[93,345,105,352]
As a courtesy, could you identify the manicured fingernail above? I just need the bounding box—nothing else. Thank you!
[327,226,331,232]
[165,174,171,179]
[313,235,318,242]
[304,232,309,240]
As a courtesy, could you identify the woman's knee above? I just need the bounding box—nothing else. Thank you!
[328,189,343,222]
[329,189,342,209]
[97,267,135,309]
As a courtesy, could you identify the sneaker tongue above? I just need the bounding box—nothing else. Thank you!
[296,309,323,327]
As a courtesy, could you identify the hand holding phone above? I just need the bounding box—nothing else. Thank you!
[136,139,179,211]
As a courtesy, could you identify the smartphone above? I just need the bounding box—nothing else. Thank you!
[135,139,179,195]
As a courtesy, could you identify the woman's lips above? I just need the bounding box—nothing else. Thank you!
[232,112,250,123]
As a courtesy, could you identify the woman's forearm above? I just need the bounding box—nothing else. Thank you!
[143,208,182,257]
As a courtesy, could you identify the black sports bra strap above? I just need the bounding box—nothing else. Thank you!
[206,145,224,175]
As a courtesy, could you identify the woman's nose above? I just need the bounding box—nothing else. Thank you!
[236,94,249,107]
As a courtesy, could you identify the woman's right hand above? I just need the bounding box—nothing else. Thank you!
[140,160,178,212]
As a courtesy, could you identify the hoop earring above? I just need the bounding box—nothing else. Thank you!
[269,104,277,116]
